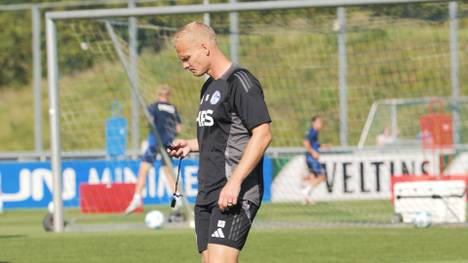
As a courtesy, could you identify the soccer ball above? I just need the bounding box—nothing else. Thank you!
[145,210,165,229]
[80,42,89,50]
[48,201,54,213]
[412,211,432,228]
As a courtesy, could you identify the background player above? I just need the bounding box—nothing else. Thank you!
[169,22,272,263]
[302,115,326,204]
[125,85,182,214]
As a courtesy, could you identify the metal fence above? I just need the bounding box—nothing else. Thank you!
[1,0,466,161]
[0,0,165,159]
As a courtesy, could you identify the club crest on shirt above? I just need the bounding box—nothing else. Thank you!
[210,90,221,105]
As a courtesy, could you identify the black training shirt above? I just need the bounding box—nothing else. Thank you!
[196,64,271,206]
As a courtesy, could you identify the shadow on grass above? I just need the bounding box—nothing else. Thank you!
[0,235,26,239]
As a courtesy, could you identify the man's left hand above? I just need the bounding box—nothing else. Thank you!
[218,179,241,212]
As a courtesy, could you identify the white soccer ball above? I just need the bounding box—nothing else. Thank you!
[80,42,89,50]
[189,219,195,229]
[145,210,165,229]
[412,211,432,228]
[48,201,54,213]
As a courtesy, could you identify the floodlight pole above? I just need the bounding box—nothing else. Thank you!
[46,17,64,233]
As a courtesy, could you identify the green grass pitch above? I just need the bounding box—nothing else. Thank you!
[1,204,468,263]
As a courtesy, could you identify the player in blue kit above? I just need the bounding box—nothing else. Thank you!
[125,85,182,214]
[302,115,326,204]
[169,22,272,263]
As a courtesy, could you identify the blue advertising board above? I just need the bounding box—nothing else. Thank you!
[0,158,272,209]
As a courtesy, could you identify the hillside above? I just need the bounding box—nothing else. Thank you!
[1,9,467,151]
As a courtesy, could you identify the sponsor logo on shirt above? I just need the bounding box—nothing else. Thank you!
[197,110,214,127]
[157,104,176,114]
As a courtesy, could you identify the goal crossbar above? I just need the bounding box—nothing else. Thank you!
[45,0,452,233]
[46,0,444,20]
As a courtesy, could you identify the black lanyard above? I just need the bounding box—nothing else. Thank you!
[170,157,184,208]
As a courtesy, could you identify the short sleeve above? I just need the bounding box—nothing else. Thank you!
[310,130,317,143]
[147,103,158,121]
[229,71,271,131]
[175,108,182,124]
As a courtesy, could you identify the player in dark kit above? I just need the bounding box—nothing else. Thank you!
[302,115,326,204]
[169,22,272,263]
[125,85,182,214]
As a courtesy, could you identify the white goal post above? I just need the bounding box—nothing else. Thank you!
[46,0,455,232]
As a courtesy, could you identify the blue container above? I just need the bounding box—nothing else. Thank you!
[105,102,128,158]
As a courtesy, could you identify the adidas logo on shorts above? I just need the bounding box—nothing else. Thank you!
[211,228,225,238]
[211,220,226,238]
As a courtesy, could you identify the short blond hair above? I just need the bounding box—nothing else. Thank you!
[172,21,217,46]
[157,84,171,97]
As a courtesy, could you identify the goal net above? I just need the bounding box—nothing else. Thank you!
[47,0,468,231]
[358,97,468,149]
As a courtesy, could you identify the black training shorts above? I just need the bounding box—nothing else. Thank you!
[194,200,259,253]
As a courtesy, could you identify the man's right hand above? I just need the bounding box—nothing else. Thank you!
[167,139,191,158]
